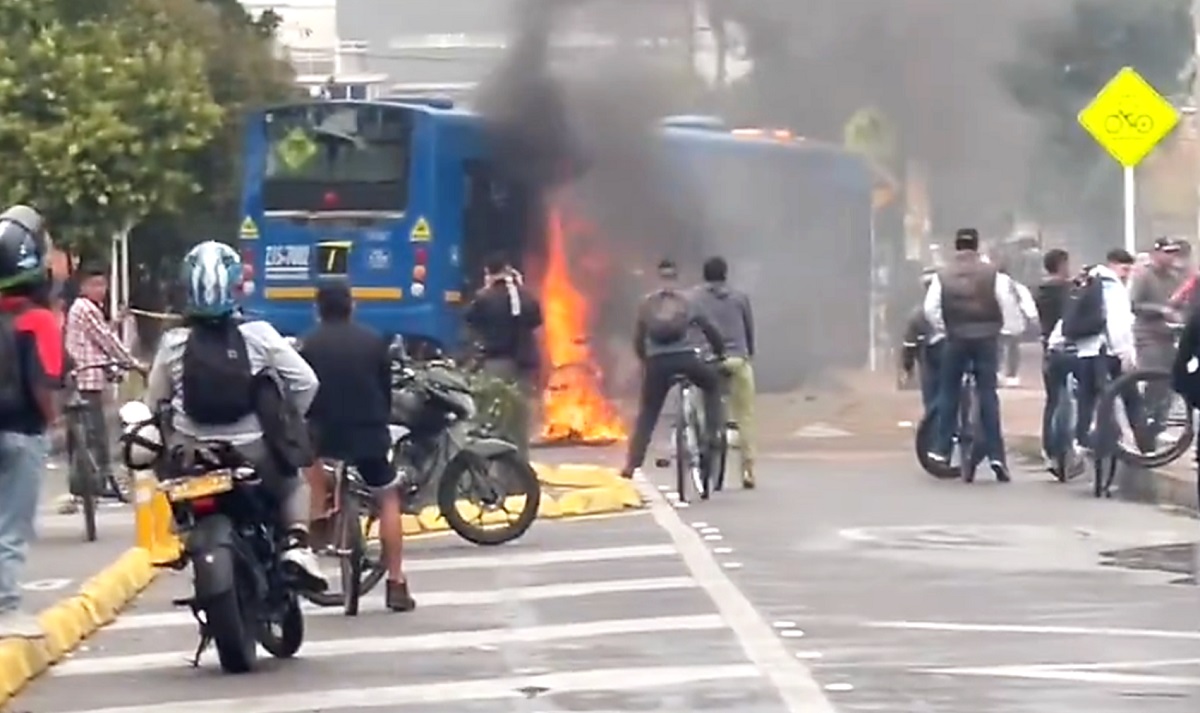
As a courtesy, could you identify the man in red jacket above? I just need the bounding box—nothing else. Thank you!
[0,206,61,640]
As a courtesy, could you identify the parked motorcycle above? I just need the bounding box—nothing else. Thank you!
[388,356,540,545]
[118,401,308,674]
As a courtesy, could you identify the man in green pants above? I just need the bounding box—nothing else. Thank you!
[691,257,757,487]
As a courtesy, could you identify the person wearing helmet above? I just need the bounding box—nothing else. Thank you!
[142,241,327,591]
[0,205,60,639]
[901,267,943,415]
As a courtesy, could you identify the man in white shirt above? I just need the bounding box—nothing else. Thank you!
[923,228,1025,482]
[1047,248,1147,454]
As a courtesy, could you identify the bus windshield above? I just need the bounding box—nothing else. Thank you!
[261,103,412,212]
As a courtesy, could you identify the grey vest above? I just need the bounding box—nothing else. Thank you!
[939,253,1002,340]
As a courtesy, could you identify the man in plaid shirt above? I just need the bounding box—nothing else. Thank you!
[63,264,143,509]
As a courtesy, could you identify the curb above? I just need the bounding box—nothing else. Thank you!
[1010,434,1198,516]
[392,462,643,537]
[0,547,158,706]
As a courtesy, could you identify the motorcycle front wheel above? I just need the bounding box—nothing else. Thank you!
[437,450,540,546]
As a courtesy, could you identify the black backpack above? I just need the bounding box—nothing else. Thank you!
[182,320,254,425]
[0,309,28,416]
[1060,272,1107,341]
[642,289,692,345]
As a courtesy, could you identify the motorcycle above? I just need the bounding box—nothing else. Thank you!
[388,356,541,545]
[118,402,307,674]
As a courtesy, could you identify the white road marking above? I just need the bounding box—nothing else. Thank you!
[641,481,838,712]
[108,576,699,631]
[54,615,727,677]
[55,664,761,713]
[866,620,1200,640]
[404,543,678,572]
[922,665,1200,686]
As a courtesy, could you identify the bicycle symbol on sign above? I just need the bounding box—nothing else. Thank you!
[1104,108,1154,135]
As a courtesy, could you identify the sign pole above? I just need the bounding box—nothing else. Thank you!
[1123,166,1136,253]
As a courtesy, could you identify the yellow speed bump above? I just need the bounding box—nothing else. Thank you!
[0,547,159,707]
[366,463,642,538]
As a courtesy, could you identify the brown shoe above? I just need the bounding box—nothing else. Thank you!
[386,580,416,612]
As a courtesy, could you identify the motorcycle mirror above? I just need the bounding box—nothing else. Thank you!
[118,400,152,426]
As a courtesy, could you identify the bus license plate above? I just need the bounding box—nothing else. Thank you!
[161,472,234,502]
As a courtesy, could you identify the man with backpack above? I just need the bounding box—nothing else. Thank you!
[1047,248,1142,455]
[142,241,327,592]
[0,206,60,639]
[923,228,1025,482]
[619,258,726,480]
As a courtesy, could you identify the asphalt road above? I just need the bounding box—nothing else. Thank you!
[12,426,1200,712]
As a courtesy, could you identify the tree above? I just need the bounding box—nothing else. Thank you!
[999,0,1193,242]
[0,0,223,259]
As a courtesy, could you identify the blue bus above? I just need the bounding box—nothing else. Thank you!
[238,100,873,388]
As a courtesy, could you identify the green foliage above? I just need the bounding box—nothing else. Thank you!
[999,0,1193,227]
[0,0,223,259]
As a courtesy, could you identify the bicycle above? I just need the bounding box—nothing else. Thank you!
[1104,112,1154,135]
[305,459,387,616]
[669,360,728,504]
[915,372,981,481]
[62,360,138,542]
[1108,368,1194,469]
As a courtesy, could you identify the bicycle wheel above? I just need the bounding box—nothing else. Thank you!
[957,384,982,481]
[358,512,387,598]
[335,471,365,616]
[70,420,98,542]
[1109,369,1194,469]
[915,410,958,479]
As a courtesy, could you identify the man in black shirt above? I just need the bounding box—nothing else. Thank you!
[464,254,542,457]
[301,282,414,611]
[1035,248,1077,477]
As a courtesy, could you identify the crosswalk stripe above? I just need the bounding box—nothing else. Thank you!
[107,576,699,631]
[403,543,677,571]
[57,664,762,713]
[54,614,727,677]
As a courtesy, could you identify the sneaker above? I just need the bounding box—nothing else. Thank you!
[741,464,755,489]
[926,452,949,465]
[1004,377,1021,388]
[55,495,79,515]
[0,610,45,639]
[385,580,416,612]
[990,460,1011,483]
[281,546,330,592]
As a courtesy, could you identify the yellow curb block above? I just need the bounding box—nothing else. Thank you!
[371,463,641,537]
[0,547,158,707]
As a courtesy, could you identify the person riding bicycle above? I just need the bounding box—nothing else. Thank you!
[923,228,1025,482]
[0,205,61,639]
[300,281,414,612]
[142,241,327,592]
[1035,248,1078,476]
[1047,248,1148,456]
[1130,237,1186,441]
[60,262,146,513]
[689,256,756,488]
[902,267,942,416]
[620,258,726,481]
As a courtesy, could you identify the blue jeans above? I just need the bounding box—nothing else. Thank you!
[932,337,1005,463]
[920,341,945,416]
[0,432,46,613]
[1041,350,1075,457]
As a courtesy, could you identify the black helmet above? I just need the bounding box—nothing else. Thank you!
[0,205,48,291]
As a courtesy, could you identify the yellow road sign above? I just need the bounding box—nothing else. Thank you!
[274,128,317,172]
[1077,66,1180,168]
[410,217,432,241]
[239,217,258,239]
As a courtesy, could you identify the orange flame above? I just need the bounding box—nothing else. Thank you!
[538,207,627,443]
